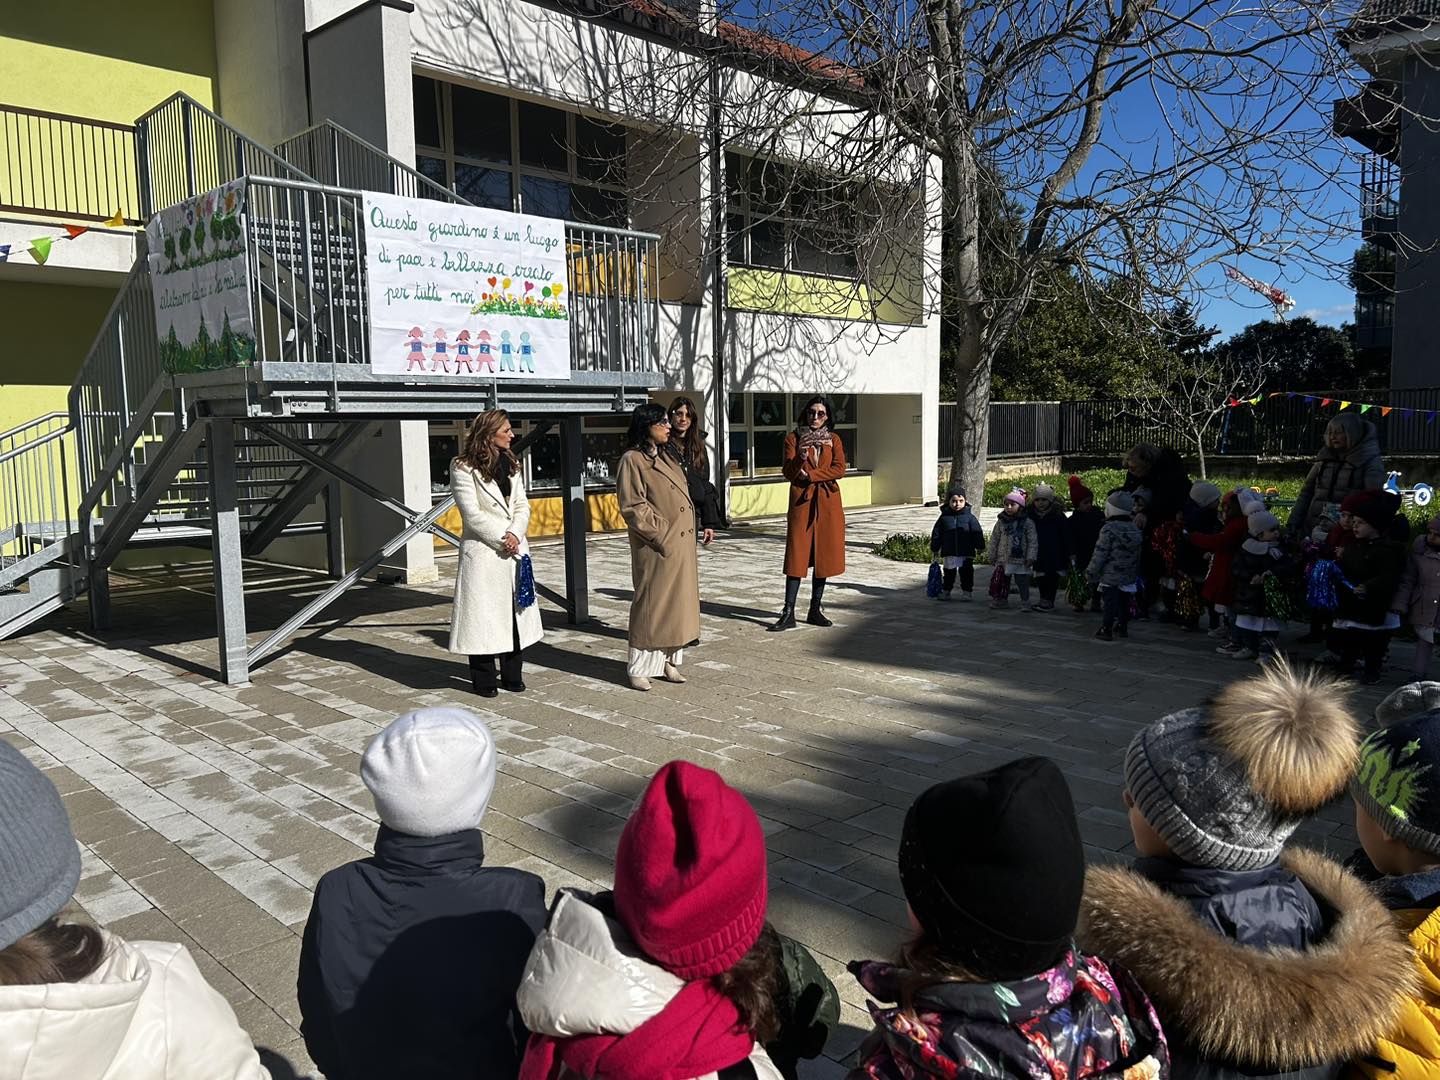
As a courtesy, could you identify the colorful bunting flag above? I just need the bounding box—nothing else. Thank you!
[1382,407,1393,417]
[1321,398,1332,406]
[0,244,9,263]
[63,225,89,240]
[1360,404,1373,413]
[1339,401,1351,410]
[104,210,124,228]
[27,237,52,265]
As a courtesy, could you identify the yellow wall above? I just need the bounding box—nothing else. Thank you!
[0,3,217,121]
[434,474,875,543]
[0,282,117,434]
[728,267,922,326]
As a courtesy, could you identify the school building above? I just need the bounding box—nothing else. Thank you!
[0,0,939,674]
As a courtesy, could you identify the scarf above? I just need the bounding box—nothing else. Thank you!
[797,428,833,453]
[1003,514,1026,560]
[519,979,753,1080]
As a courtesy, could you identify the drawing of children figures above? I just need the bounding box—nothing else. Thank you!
[499,330,515,371]
[518,331,535,373]
[453,329,476,374]
[430,328,451,373]
[405,327,427,371]
[475,330,495,372]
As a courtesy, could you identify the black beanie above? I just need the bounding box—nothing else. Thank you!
[897,757,1084,981]
[1352,490,1402,533]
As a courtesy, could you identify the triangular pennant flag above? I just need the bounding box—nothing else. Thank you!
[27,237,52,265]
[1339,400,1351,410]
[1360,404,1373,413]
[0,243,9,263]
[1382,406,1393,417]
[1304,396,1316,403]
[1321,398,1332,406]
[1249,396,1263,405]
[1287,392,1298,398]
[1226,398,1239,407]
[63,225,88,240]
[1430,412,1438,424]
[104,211,124,228]
[1406,410,1415,419]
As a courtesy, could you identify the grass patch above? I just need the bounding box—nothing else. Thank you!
[874,533,933,562]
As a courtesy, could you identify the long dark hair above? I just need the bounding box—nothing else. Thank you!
[795,394,835,433]
[894,928,982,1019]
[625,403,669,451]
[667,396,709,475]
[712,922,783,1043]
[0,918,107,986]
[456,409,519,476]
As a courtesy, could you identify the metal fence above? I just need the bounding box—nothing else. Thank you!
[275,120,460,203]
[0,104,140,223]
[941,389,1440,461]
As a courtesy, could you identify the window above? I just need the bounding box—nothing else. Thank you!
[429,423,465,495]
[412,75,631,228]
[724,394,860,478]
[726,152,860,278]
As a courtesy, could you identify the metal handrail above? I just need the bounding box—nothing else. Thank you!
[134,92,317,217]
[0,412,68,443]
[0,424,71,467]
[275,119,463,204]
[0,103,142,223]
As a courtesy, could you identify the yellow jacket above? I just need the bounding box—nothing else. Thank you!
[1358,905,1440,1079]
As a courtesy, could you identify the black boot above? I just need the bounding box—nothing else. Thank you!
[768,605,797,632]
[806,604,833,627]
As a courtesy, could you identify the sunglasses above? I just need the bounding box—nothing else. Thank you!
[652,418,672,426]
[807,409,828,418]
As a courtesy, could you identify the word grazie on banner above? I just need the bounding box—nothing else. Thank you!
[363,192,571,380]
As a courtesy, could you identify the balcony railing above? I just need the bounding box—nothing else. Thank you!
[0,104,141,224]
[275,121,461,204]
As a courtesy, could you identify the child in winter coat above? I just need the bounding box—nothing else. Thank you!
[849,756,1169,1080]
[929,483,985,601]
[1028,482,1071,612]
[1349,685,1440,1080]
[1218,508,1296,662]
[1332,490,1409,685]
[1086,490,1143,641]
[517,761,839,1080]
[1176,481,1223,631]
[1078,661,1414,1080]
[1188,488,1249,645]
[1301,492,1364,647]
[988,489,1038,610]
[0,739,269,1080]
[1391,515,1440,681]
[1067,476,1105,613]
[298,708,548,1080]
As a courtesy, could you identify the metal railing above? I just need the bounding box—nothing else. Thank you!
[134,93,316,218]
[275,120,460,203]
[0,413,77,582]
[0,104,141,223]
[939,401,1062,459]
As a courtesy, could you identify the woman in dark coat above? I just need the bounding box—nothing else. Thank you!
[769,395,846,632]
[1290,414,1386,542]
[1124,443,1191,614]
[666,395,723,536]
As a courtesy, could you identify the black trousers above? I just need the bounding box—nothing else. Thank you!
[942,563,975,593]
[1037,571,1059,605]
[1331,626,1393,678]
[470,616,523,691]
[1101,586,1131,632]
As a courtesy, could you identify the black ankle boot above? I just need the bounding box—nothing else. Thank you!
[768,605,797,632]
[806,605,833,627]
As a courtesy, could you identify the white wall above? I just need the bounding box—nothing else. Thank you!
[212,0,308,145]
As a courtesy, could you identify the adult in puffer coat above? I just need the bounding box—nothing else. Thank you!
[1291,414,1387,542]
[0,739,267,1080]
[518,761,835,1080]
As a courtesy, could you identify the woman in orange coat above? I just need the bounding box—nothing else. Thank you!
[769,395,847,631]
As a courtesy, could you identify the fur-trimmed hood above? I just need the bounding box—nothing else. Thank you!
[1077,848,1417,1073]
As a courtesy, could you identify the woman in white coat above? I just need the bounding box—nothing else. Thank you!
[0,738,268,1080]
[449,409,544,697]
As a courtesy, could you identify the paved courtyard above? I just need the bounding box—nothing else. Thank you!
[0,504,1391,1078]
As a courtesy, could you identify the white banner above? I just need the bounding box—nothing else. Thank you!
[147,178,254,374]
[363,192,571,380]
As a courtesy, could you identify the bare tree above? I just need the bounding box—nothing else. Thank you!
[1131,347,1276,479]
[483,0,1429,494]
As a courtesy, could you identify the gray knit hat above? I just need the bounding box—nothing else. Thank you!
[0,739,81,949]
[1124,661,1359,871]
[1374,681,1440,728]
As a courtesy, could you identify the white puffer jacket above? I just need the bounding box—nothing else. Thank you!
[0,932,269,1080]
[517,891,783,1080]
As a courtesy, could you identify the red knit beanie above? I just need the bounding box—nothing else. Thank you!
[614,761,768,980]
[1068,475,1094,508]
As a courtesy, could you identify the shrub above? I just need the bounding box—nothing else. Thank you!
[874,533,934,562]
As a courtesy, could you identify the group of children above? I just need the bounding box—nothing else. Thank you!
[931,473,1440,684]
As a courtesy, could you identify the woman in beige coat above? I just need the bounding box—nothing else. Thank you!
[449,409,544,697]
[616,403,706,691]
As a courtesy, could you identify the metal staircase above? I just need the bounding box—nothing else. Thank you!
[0,93,662,680]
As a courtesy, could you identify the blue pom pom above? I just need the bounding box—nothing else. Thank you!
[516,553,536,609]
[1305,558,1351,613]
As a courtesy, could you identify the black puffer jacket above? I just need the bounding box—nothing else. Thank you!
[297,826,547,1080]
[929,505,985,559]
[1229,540,1297,618]
[1126,448,1192,531]
[1336,537,1408,626]
[1029,503,1072,573]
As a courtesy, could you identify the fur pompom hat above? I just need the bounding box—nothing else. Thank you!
[1125,660,1359,871]
[1068,475,1095,507]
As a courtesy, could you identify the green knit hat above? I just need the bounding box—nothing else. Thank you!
[1352,708,1440,859]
